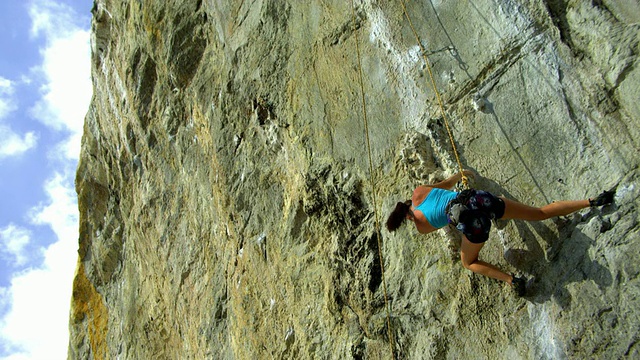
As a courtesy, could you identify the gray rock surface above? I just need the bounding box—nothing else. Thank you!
[70,0,639,358]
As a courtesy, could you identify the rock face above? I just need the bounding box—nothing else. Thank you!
[69,0,639,358]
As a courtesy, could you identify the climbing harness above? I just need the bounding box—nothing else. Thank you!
[351,1,396,358]
[398,0,469,189]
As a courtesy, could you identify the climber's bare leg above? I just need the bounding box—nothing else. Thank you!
[500,197,589,221]
[460,235,512,284]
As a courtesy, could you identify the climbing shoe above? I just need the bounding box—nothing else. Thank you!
[589,190,615,207]
[511,274,527,297]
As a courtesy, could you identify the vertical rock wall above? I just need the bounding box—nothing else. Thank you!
[70,0,639,358]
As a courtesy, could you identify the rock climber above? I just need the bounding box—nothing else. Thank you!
[386,170,615,296]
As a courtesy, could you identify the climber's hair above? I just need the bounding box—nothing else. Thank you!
[386,200,412,232]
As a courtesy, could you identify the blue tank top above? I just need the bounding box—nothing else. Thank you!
[415,188,458,228]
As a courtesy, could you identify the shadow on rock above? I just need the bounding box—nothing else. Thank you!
[521,212,614,308]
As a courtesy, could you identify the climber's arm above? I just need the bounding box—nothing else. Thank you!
[428,170,474,189]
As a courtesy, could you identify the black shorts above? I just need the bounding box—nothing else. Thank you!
[454,190,505,244]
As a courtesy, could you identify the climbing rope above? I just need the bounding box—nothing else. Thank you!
[398,0,469,189]
[351,1,396,358]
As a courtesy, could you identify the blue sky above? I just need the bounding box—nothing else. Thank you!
[0,0,92,358]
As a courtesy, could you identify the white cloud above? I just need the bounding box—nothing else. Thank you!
[0,1,90,359]
[29,0,78,39]
[30,173,79,243]
[0,78,37,159]
[29,0,91,161]
[0,174,78,360]
[0,78,16,119]
[30,31,91,134]
[0,225,32,267]
[0,127,38,159]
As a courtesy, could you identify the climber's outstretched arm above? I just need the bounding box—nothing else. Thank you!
[428,170,474,190]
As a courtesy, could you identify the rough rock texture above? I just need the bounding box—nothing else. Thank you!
[70,0,639,359]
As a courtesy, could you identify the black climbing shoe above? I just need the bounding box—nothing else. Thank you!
[511,274,526,297]
[589,190,615,207]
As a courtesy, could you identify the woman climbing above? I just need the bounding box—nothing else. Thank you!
[386,171,615,296]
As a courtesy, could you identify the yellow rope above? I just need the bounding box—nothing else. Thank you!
[351,1,396,358]
[398,0,469,189]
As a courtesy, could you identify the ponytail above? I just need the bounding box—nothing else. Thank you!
[386,200,411,232]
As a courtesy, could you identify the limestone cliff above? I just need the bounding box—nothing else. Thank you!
[70,0,640,358]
